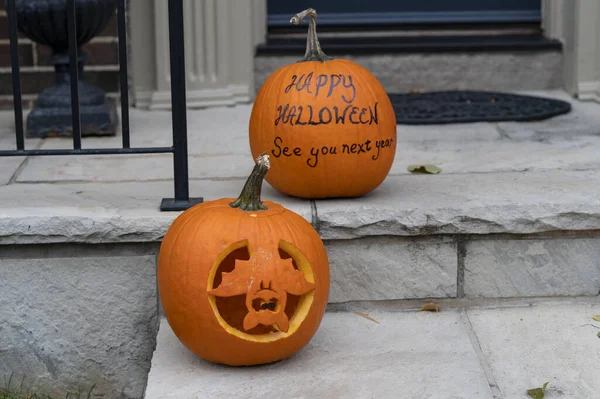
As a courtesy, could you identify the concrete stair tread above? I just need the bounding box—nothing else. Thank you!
[0,168,599,245]
[2,90,600,245]
[145,298,600,399]
[316,169,600,239]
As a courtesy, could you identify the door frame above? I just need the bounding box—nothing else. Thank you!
[543,0,600,101]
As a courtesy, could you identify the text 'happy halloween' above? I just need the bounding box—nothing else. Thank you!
[274,73,380,126]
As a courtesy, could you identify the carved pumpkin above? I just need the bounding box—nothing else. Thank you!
[157,154,330,366]
[249,8,397,199]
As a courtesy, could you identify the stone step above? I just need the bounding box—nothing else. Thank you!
[3,166,599,303]
[321,169,600,301]
[254,50,563,95]
[144,298,600,399]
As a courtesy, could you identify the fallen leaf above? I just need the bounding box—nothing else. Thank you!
[419,302,442,312]
[592,315,600,322]
[355,311,380,324]
[527,382,548,399]
[408,164,442,174]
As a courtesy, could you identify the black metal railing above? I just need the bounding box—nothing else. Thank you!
[2,0,202,211]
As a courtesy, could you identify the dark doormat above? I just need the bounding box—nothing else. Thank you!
[387,90,572,125]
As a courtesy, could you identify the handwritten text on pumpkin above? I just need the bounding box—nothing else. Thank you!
[271,136,394,168]
[275,73,379,126]
[285,72,356,102]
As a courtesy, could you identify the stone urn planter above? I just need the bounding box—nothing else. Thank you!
[7,0,119,137]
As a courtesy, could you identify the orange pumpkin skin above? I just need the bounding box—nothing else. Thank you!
[249,59,397,199]
[157,191,330,366]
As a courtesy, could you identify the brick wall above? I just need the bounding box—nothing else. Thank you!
[0,5,121,110]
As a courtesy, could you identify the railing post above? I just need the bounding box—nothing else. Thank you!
[117,0,131,149]
[160,0,203,211]
[7,0,25,151]
[66,0,82,150]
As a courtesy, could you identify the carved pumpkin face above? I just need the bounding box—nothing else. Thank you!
[208,238,316,338]
[157,156,330,366]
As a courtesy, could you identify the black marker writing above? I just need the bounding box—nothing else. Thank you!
[372,138,394,160]
[274,102,379,126]
[284,73,356,103]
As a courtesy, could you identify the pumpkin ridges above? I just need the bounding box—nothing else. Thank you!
[159,205,329,365]
[249,8,397,199]
[159,206,219,322]
[162,211,224,359]
[278,209,330,328]
[250,51,396,197]
[257,66,286,119]
[250,65,294,173]
[158,153,329,365]
[160,201,263,321]
[346,59,398,127]
[163,212,249,349]
[249,69,396,197]
[343,59,397,183]
[273,66,299,145]
[158,202,212,288]
[346,60,383,118]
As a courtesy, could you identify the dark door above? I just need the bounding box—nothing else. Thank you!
[267,0,541,27]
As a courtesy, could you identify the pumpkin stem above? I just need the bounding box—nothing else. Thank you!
[290,8,332,63]
[230,153,271,211]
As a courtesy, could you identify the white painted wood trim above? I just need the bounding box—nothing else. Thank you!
[577,81,600,102]
[546,0,600,101]
[128,0,265,109]
[541,0,564,41]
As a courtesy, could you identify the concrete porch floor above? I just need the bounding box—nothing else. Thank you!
[1,90,600,398]
[147,297,600,399]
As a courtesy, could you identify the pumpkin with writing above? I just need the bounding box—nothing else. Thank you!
[157,154,330,366]
[249,8,397,199]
